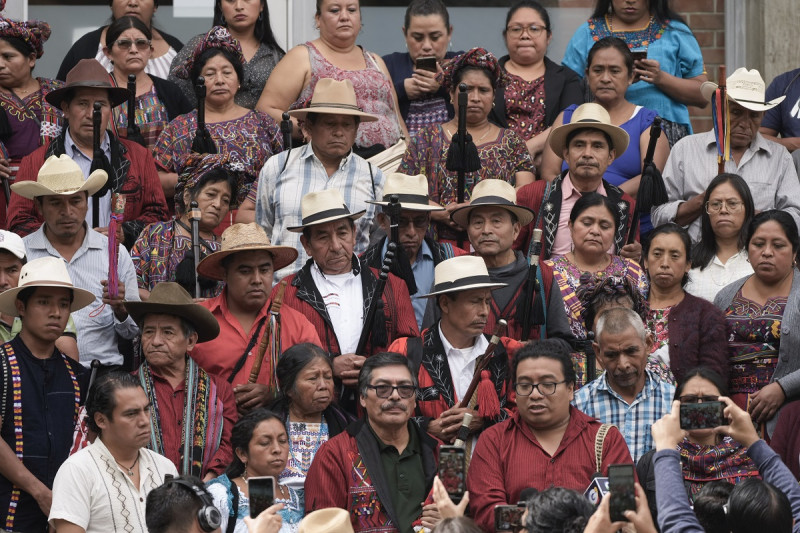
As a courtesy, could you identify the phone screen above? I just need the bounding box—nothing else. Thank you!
[248,476,275,519]
[415,56,438,72]
[494,505,525,532]
[680,401,725,430]
[608,464,635,522]
[438,446,466,504]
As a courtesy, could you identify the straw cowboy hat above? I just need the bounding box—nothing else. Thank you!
[11,154,107,200]
[700,67,785,112]
[124,282,220,343]
[421,255,506,298]
[548,103,630,156]
[287,189,365,232]
[45,58,130,108]
[298,508,354,533]
[450,178,535,228]
[367,172,444,212]
[0,256,95,316]
[196,222,298,281]
[287,78,378,122]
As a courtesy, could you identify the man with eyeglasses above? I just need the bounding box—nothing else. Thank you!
[305,352,443,533]
[574,307,675,462]
[467,339,632,532]
[361,173,467,331]
[652,67,800,243]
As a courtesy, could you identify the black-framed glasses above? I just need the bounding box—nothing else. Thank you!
[513,380,565,397]
[367,384,416,399]
[705,199,743,214]
[679,394,719,404]
[114,38,151,51]
[397,216,430,229]
[506,24,547,38]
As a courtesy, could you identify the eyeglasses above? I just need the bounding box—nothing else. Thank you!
[513,380,566,397]
[679,395,719,404]
[397,216,430,229]
[114,38,151,51]
[705,199,743,214]
[366,384,416,399]
[506,24,547,38]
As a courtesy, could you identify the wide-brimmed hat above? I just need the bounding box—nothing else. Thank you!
[421,256,506,298]
[0,256,95,316]
[450,179,534,228]
[298,508,354,533]
[548,103,630,156]
[45,59,129,108]
[367,173,443,212]
[11,154,107,199]
[700,67,785,112]
[287,78,378,122]
[196,223,298,281]
[287,189,365,232]
[124,282,220,342]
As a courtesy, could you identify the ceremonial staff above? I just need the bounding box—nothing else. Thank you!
[280,112,293,151]
[89,102,105,229]
[521,228,544,340]
[712,65,730,176]
[355,244,396,356]
[457,319,507,418]
[191,76,217,153]
[626,117,667,244]
[189,201,201,298]
[248,279,288,391]
[125,74,146,147]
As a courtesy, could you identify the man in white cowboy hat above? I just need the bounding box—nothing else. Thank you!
[0,256,95,532]
[124,282,237,481]
[388,255,523,444]
[361,172,468,331]
[652,67,800,243]
[516,103,641,262]
[245,77,386,281]
[452,179,573,343]
[191,223,320,411]
[279,189,418,412]
[18,154,141,368]
[7,58,168,249]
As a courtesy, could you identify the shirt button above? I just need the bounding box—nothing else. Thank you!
[550,458,555,464]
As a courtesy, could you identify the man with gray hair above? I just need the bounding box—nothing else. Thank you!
[572,307,675,461]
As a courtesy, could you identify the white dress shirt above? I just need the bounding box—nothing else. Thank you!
[310,261,364,355]
[685,249,753,303]
[438,324,489,403]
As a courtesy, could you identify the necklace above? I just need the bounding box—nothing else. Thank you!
[608,13,654,33]
[116,454,140,477]
[568,251,610,274]
[447,123,494,144]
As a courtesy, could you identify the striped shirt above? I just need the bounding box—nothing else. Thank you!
[573,370,675,462]
[254,144,385,280]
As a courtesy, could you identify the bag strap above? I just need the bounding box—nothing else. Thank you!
[228,481,239,533]
[227,316,268,384]
[594,423,614,473]
[368,162,376,199]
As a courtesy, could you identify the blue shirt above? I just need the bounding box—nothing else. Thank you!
[64,129,112,228]
[572,370,675,462]
[381,237,434,330]
[762,67,800,138]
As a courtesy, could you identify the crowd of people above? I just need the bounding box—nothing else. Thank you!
[2,0,800,532]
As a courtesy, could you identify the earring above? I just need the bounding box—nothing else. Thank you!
[258,11,263,23]
[242,462,249,481]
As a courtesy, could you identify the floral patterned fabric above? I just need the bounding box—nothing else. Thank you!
[589,15,668,50]
[112,85,169,153]
[645,305,676,384]
[504,73,547,140]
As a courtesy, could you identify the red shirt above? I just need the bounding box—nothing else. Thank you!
[467,407,632,532]
[191,289,321,386]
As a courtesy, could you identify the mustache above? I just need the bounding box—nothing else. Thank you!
[380,401,408,412]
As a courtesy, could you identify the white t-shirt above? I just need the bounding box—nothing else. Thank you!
[310,261,364,354]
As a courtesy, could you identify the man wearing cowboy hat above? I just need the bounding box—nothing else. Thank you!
[279,189,418,413]
[245,77,386,281]
[0,256,94,532]
[515,103,640,261]
[388,256,523,443]
[7,58,168,249]
[125,282,237,481]
[361,172,467,331]
[18,155,141,369]
[452,179,573,343]
[652,67,800,242]
[191,223,321,412]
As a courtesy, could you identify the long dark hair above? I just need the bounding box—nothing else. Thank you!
[591,0,686,25]
[214,0,285,54]
[691,173,755,271]
[270,343,332,421]
[226,409,284,479]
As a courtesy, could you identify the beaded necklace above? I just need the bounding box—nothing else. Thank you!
[587,14,668,50]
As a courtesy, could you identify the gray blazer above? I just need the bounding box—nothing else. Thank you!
[714,268,800,436]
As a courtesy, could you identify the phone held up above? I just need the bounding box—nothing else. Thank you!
[608,464,636,523]
[415,56,438,73]
[438,445,466,505]
[494,504,525,533]
[248,476,276,519]
[680,400,725,430]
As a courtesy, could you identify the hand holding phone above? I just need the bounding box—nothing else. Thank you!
[680,400,725,430]
[438,446,466,505]
[248,476,276,519]
[494,504,525,532]
[415,56,438,73]
[607,464,635,522]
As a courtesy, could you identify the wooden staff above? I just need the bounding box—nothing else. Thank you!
[90,101,103,229]
[249,279,288,383]
[457,319,507,409]
[191,76,217,154]
[107,193,125,299]
[521,228,543,339]
[125,74,146,147]
[189,201,201,298]
[717,65,727,176]
[355,243,396,355]
[280,112,293,151]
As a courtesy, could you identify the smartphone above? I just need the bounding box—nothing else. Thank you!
[631,49,648,63]
[415,56,438,72]
[438,446,466,504]
[494,504,525,532]
[608,464,636,522]
[680,401,725,430]
[248,476,275,519]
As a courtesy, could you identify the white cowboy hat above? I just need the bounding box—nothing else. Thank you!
[450,179,535,228]
[420,255,506,298]
[367,173,443,212]
[287,78,378,122]
[11,154,108,200]
[548,103,630,156]
[287,189,365,232]
[196,223,298,281]
[700,67,785,112]
[0,256,95,316]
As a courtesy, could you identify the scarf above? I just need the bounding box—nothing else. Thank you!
[679,437,760,498]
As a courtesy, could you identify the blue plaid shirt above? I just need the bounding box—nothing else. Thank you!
[573,370,675,462]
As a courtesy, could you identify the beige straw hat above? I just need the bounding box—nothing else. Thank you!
[420,255,506,298]
[0,256,95,316]
[450,179,535,228]
[298,508,354,533]
[287,189,365,232]
[196,222,298,281]
[11,154,108,199]
[548,103,630,156]
[124,282,220,342]
[367,172,443,212]
[287,78,378,122]
[700,67,785,112]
